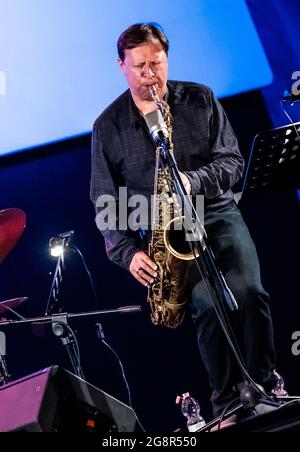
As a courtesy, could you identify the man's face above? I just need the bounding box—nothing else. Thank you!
[118,39,168,102]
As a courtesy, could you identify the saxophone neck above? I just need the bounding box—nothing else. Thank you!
[149,85,166,118]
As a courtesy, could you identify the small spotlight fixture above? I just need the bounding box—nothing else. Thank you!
[49,238,64,257]
[49,230,74,257]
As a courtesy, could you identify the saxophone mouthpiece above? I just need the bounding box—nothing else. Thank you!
[149,84,159,100]
[149,84,166,119]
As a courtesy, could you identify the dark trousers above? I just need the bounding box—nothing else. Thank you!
[188,201,277,416]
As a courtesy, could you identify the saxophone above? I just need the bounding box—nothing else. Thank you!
[147,86,194,329]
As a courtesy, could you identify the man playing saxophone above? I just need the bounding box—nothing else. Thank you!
[90,22,277,427]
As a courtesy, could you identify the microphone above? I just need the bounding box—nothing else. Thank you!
[144,109,168,146]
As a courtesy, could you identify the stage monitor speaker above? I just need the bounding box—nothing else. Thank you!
[0,366,137,432]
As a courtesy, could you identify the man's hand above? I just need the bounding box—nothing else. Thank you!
[179,171,191,195]
[129,251,158,286]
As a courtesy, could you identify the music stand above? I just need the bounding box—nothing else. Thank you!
[242,122,300,195]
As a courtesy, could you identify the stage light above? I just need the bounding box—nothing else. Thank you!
[49,230,74,257]
[49,237,63,257]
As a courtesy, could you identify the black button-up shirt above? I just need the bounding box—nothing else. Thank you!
[90,81,244,269]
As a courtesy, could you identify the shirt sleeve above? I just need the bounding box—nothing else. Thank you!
[185,89,244,198]
[90,122,142,270]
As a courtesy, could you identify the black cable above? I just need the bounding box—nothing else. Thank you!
[70,244,144,426]
[71,243,145,429]
[161,148,274,402]
[95,323,146,432]
[70,243,99,309]
[167,158,247,364]
[217,397,241,431]
[53,320,85,380]
[193,240,273,401]
[191,246,244,363]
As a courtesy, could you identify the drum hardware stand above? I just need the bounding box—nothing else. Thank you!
[0,208,27,385]
[0,331,9,386]
[0,301,29,386]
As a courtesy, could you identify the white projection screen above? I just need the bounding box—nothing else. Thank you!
[0,0,272,156]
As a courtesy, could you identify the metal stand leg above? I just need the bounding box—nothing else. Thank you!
[0,354,10,386]
[52,315,85,379]
[0,332,10,385]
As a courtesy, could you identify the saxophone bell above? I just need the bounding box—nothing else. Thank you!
[163,217,200,261]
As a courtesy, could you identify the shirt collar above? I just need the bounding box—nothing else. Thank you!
[129,92,142,128]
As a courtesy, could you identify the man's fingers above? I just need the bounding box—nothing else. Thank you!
[129,251,158,286]
[179,171,191,195]
[136,268,155,286]
[140,254,158,272]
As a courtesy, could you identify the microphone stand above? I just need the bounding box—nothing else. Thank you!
[44,231,83,376]
[154,131,281,421]
[0,305,142,327]
[0,306,141,381]
[158,134,238,312]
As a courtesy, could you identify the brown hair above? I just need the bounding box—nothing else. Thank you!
[117,22,169,61]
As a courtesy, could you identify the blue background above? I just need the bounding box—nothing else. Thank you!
[0,0,299,432]
[0,0,272,155]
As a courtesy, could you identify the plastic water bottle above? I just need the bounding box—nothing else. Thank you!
[271,369,288,397]
[176,392,206,432]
